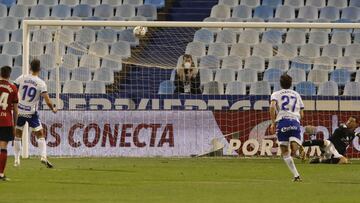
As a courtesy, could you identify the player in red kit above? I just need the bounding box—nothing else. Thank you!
[0,66,18,181]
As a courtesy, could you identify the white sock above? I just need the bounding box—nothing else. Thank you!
[38,138,47,159]
[14,138,22,162]
[283,155,300,177]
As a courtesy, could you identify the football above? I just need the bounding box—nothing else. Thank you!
[133,26,147,37]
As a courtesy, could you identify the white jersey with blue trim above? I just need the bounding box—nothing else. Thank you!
[15,74,47,115]
[270,89,304,122]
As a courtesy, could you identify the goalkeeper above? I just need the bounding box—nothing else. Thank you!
[302,116,360,164]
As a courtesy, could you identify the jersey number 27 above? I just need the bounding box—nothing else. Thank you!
[281,95,297,112]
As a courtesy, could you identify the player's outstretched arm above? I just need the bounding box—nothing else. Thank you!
[41,92,57,113]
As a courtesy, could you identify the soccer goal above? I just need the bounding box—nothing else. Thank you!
[20,20,360,158]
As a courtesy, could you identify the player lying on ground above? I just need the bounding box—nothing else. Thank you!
[270,74,306,182]
[13,59,57,168]
[0,66,18,181]
[302,116,360,164]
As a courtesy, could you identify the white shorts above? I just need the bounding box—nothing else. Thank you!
[323,140,343,159]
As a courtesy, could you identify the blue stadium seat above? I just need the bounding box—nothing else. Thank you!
[38,0,58,6]
[158,80,175,94]
[185,42,206,58]
[80,54,100,70]
[313,56,334,72]
[39,54,56,70]
[17,0,37,6]
[110,41,131,58]
[76,28,96,44]
[0,54,12,66]
[232,5,252,19]
[203,81,224,95]
[262,0,282,9]
[10,66,22,81]
[49,67,71,82]
[193,29,213,44]
[222,55,242,69]
[73,4,93,18]
[295,81,316,96]
[59,0,79,6]
[237,68,257,84]
[216,30,237,44]
[305,0,326,8]
[318,81,338,96]
[308,69,329,85]
[300,44,320,58]
[262,30,283,44]
[63,80,84,93]
[14,55,22,66]
[71,67,92,82]
[215,68,236,84]
[230,43,250,58]
[137,4,157,20]
[240,0,260,8]
[284,0,304,7]
[238,29,259,45]
[97,29,117,44]
[350,0,360,7]
[115,4,136,19]
[101,58,122,71]
[102,0,122,6]
[2,41,21,56]
[254,6,274,20]
[119,29,139,46]
[199,55,220,69]
[244,56,265,72]
[32,29,53,43]
[336,56,357,72]
[0,29,9,43]
[144,0,165,9]
[341,7,359,21]
[268,56,289,71]
[225,81,246,95]
[263,68,283,86]
[343,82,360,96]
[85,81,106,94]
[287,68,306,85]
[210,4,231,19]
[345,44,360,58]
[93,67,114,84]
[330,69,351,86]
[252,43,273,58]
[0,4,7,17]
[328,0,348,9]
[30,5,50,18]
[331,31,351,46]
[322,44,341,58]
[250,81,271,95]
[276,43,297,58]
[285,30,306,46]
[308,31,329,46]
[290,57,312,72]
[207,42,228,58]
[52,5,71,18]
[9,5,28,19]
[81,0,101,7]
[0,0,15,8]
[275,5,295,20]
[123,0,143,7]
[298,6,318,20]
[319,6,339,21]
[199,69,214,84]
[94,4,114,18]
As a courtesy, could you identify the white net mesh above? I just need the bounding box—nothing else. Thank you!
[21,21,360,158]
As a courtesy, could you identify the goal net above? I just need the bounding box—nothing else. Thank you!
[20,20,360,158]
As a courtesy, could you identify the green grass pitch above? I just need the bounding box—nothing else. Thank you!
[1,157,359,203]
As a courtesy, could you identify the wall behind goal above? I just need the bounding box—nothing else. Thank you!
[9,95,360,158]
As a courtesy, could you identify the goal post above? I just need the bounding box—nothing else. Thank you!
[20,20,360,158]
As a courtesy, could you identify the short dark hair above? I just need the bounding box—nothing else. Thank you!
[0,66,12,79]
[280,73,292,89]
[30,59,41,73]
